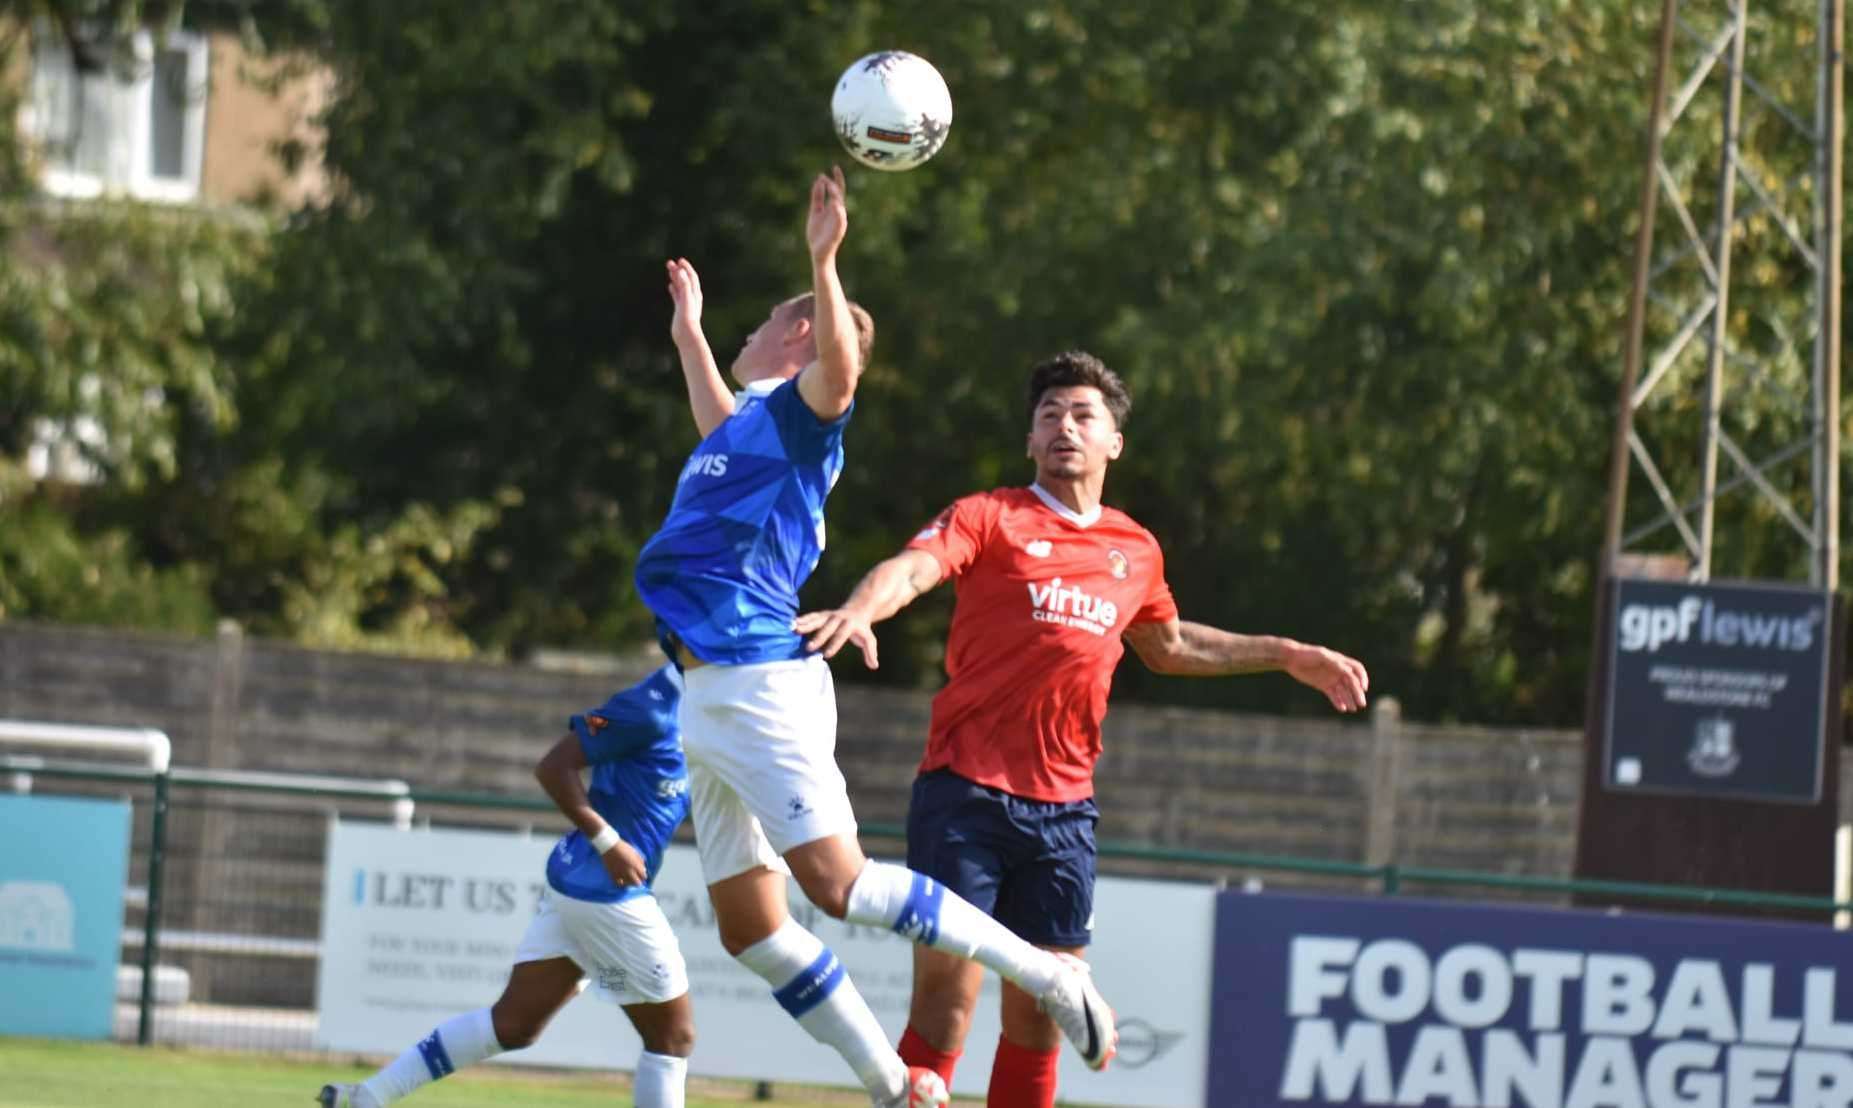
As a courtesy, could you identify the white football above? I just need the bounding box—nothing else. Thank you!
[830,51,953,172]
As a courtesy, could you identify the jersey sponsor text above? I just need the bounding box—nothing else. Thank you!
[1029,576,1119,635]
[679,452,729,483]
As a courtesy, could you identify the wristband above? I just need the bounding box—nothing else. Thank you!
[589,825,622,854]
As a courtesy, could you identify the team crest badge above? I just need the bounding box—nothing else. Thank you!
[1025,540,1053,558]
[914,508,954,542]
[1107,548,1130,579]
[1687,715,1740,777]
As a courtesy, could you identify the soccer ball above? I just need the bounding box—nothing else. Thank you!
[830,51,953,172]
[903,1066,951,1107]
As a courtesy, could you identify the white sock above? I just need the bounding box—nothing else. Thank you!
[361,1008,503,1102]
[735,918,906,1101]
[634,1050,687,1108]
[844,861,1062,998]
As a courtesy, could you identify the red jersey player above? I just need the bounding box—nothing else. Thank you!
[795,350,1370,1108]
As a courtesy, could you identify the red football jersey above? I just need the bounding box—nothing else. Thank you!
[906,486,1178,802]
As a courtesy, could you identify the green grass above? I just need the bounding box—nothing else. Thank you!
[0,1038,935,1106]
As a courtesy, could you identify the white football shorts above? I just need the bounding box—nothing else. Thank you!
[514,888,689,1006]
[680,654,858,884]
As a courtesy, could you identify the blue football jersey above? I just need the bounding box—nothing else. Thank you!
[634,376,851,665]
[544,665,690,904]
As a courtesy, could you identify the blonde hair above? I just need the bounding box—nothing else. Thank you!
[783,293,876,369]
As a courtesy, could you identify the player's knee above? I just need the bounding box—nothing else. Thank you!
[792,870,855,919]
[645,1021,696,1058]
[489,1004,545,1050]
[718,918,774,957]
[804,881,853,920]
[783,840,863,919]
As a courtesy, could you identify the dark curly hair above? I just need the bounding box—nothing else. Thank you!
[1026,350,1131,428]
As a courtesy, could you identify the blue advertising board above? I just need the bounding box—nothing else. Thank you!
[1208,891,1853,1108]
[0,794,132,1039]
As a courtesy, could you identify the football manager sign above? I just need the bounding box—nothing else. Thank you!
[1603,578,1831,803]
[1207,892,1853,1108]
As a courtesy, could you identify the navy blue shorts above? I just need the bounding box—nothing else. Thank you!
[905,769,1099,949]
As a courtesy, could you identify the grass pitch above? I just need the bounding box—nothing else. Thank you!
[0,1038,973,1106]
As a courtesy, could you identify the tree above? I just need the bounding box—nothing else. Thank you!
[4,0,1840,723]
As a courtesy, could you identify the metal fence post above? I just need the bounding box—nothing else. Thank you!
[1364,697,1404,872]
[138,768,170,1046]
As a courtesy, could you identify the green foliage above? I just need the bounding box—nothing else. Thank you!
[0,201,253,483]
[0,462,216,630]
[3,0,1844,724]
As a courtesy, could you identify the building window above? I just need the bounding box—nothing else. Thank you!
[29,29,209,203]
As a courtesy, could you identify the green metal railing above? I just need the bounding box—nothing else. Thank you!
[4,755,1850,1051]
[406,800,1853,911]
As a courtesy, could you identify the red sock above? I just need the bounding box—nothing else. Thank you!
[986,1035,1060,1108]
[899,1024,962,1087]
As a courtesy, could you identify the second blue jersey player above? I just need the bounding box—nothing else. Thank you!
[317,665,695,1108]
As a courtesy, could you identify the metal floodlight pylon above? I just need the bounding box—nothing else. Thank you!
[1600,0,1844,590]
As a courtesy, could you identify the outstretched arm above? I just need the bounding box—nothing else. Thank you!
[796,166,862,420]
[1122,619,1370,713]
[666,257,734,437]
[533,733,648,885]
[793,548,945,668]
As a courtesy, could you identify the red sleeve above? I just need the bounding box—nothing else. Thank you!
[905,493,997,579]
[1133,541,1179,625]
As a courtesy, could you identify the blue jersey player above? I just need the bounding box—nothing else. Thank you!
[317,665,694,1108]
[639,167,1115,1108]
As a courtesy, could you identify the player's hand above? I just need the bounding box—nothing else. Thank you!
[666,257,705,348]
[1284,644,1370,713]
[806,166,848,262]
[599,839,649,888]
[793,607,879,668]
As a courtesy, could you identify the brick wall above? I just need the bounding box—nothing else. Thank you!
[6,620,1849,874]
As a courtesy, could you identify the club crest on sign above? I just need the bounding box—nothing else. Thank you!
[1687,715,1740,777]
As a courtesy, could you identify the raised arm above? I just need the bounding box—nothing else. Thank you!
[796,166,862,420]
[1122,619,1370,713]
[792,548,945,668]
[533,733,647,885]
[666,257,734,437]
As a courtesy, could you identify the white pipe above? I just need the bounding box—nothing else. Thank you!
[0,719,170,772]
[168,767,410,799]
[1836,823,1851,931]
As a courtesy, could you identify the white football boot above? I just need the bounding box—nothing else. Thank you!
[1038,951,1118,1071]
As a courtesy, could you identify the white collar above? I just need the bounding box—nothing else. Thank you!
[1029,483,1102,528]
[736,377,782,400]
